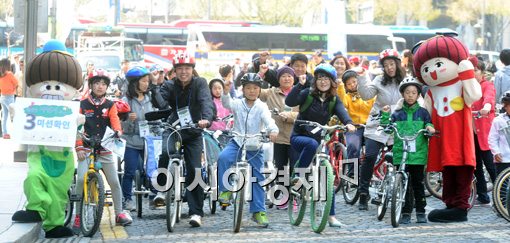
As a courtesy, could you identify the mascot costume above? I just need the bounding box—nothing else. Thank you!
[413,34,482,222]
[11,40,83,238]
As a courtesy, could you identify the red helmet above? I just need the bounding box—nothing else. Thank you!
[172,52,195,67]
[88,68,111,86]
[379,49,400,65]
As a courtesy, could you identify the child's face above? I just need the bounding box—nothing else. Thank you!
[403,85,419,105]
[243,83,260,101]
[211,82,223,98]
[344,77,358,92]
[92,79,108,96]
[137,76,150,93]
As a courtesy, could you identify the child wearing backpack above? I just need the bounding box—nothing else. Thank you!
[285,63,356,227]
[380,77,435,224]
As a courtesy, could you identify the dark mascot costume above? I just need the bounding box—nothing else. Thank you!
[11,40,83,238]
[413,35,482,222]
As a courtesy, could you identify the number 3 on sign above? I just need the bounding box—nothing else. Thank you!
[25,114,36,130]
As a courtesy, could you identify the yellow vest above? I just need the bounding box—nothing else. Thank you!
[337,83,375,124]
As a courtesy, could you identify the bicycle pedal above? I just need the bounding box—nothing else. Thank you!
[371,198,381,205]
[105,201,113,207]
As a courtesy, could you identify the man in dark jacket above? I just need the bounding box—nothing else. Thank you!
[149,52,214,227]
[236,51,278,88]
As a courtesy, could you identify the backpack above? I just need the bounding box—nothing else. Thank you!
[299,94,336,116]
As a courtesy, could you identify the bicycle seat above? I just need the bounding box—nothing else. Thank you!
[384,152,393,164]
[145,109,172,121]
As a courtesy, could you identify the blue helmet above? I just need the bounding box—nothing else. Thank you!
[314,63,337,81]
[42,39,67,53]
[126,66,150,79]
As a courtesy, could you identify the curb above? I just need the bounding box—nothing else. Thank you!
[0,222,41,243]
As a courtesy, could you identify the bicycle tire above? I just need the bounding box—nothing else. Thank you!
[333,143,347,194]
[377,173,391,221]
[80,172,105,237]
[64,189,74,227]
[390,173,405,228]
[492,167,510,221]
[341,161,359,205]
[288,163,307,226]
[233,178,245,233]
[310,160,334,233]
[135,169,143,218]
[207,165,217,214]
[166,164,179,232]
[424,171,443,199]
[468,179,477,210]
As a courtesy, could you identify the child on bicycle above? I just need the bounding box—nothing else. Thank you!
[380,77,435,224]
[217,73,278,228]
[285,63,356,227]
[75,69,132,230]
[488,92,510,176]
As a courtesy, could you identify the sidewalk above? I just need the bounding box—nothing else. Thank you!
[0,139,41,243]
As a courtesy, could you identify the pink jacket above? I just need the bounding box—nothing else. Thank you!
[209,97,231,131]
[472,79,496,150]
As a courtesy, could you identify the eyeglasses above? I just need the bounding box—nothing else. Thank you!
[317,77,331,82]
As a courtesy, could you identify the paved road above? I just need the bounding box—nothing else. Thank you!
[36,190,509,243]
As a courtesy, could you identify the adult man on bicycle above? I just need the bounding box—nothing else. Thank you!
[149,51,214,227]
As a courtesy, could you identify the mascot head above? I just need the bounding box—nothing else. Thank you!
[413,35,470,87]
[25,40,82,100]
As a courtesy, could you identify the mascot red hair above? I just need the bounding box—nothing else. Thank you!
[413,34,482,222]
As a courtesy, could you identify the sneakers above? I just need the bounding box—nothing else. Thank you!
[154,192,166,207]
[358,193,368,211]
[400,213,411,224]
[328,217,344,227]
[252,212,269,228]
[72,214,81,234]
[116,211,133,226]
[189,214,202,227]
[123,199,136,211]
[218,191,232,206]
[416,212,427,223]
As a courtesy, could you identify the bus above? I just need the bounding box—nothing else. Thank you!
[187,24,400,71]
[388,25,456,50]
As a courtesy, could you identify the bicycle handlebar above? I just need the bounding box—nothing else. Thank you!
[296,120,348,132]
[78,131,118,150]
[381,124,437,141]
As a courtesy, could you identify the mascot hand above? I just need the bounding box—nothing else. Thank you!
[457,60,475,80]
[77,114,86,126]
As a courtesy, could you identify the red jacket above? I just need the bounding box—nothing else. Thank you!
[472,79,495,151]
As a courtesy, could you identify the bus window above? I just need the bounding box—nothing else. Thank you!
[347,35,392,53]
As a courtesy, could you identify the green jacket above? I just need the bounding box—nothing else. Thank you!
[381,102,433,165]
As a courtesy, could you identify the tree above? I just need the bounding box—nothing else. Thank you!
[0,0,13,22]
[346,0,439,25]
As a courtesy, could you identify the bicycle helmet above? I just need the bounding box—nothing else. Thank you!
[173,51,195,68]
[399,76,422,94]
[150,64,164,73]
[379,49,401,65]
[341,69,358,83]
[314,63,337,81]
[125,66,150,79]
[240,73,263,87]
[88,68,111,86]
[501,91,510,105]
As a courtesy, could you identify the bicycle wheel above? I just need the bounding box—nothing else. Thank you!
[376,173,391,221]
[310,160,334,233]
[288,161,307,226]
[80,172,105,237]
[424,171,443,199]
[64,189,74,227]
[207,165,217,214]
[492,167,510,221]
[166,164,180,232]
[390,173,405,228]
[233,178,245,233]
[468,179,477,210]
[135,169,143,218]
[341,161,359,205]
[333,143,347,194]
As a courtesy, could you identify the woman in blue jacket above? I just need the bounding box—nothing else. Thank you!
[285,64,356,227]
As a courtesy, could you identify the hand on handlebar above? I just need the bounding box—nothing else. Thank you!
[198,120,210,129]
[269,132,278,142]
[76,150,87,161]
[346,124,356,133]
[426,126,436,135]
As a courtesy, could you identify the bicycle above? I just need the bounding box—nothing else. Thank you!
[491,116,510,222]
[74,131,118,237]
[288,120,342,233]
[381,124,434,227]
[218,131,270,233]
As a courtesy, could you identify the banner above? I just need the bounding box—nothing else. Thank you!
[12,98,80,147]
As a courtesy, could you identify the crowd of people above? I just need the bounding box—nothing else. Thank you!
[4,40,510,237]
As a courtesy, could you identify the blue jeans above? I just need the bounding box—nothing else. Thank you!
[218,140,266,213]
[0,95,15,135]
[121,146,143,200]
[346,127,365,159]
[290,134,336,216]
